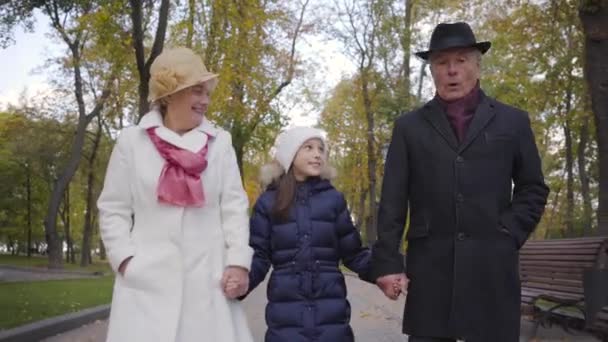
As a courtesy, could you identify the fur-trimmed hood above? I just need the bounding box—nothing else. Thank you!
[259,160,337,189]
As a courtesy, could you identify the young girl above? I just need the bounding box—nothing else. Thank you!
[243,126,373,341]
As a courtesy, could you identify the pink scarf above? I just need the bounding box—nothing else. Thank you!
[146,127,209,207]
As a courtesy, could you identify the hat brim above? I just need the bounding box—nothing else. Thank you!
[148,73,219,103]
[415,41,491,61]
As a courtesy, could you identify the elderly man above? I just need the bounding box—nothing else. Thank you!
[371,22,549,342]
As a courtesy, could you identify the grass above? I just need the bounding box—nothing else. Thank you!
[0,254,112,274]
[0,276,114,330]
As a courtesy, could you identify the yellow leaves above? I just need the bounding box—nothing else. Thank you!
[243,173,263,208]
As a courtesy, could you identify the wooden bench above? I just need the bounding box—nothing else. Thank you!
[519,236,608,339]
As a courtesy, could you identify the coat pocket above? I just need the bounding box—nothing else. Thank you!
[122,254,146,289]
[497,225,518,250]
[485,131,514,142]
[406,224,429,240]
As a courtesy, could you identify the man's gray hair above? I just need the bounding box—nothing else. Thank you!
[472,49,482,63]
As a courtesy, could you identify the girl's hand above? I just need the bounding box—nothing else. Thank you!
[221,266,249,299]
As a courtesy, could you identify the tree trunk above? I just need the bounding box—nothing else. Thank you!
[26,162,32,258]
[232,127,245,178]
[417,61,427,102]
[579,1,608,235]
[563,121,575,236]
[81,122,102,267]
[8,238,15,255]
[130,0,170,120]
[186,0,195,48]
[564,66,575,236]
[41,3,115,268]
[44,118,90,268]
[362,71,377,244]
[63,187,75,264]
[399,0,414,110]
[356,188,367,234]
[545,179,563,238]
[99,238,107,260]
[578,116,593,235]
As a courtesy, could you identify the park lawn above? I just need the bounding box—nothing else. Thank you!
[0,276,114,330]
[0,254,112,274]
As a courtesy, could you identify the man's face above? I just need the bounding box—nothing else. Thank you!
[429,47,481,101]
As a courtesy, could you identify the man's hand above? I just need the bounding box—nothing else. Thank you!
[376,273,408,300]
[221,266,249,299]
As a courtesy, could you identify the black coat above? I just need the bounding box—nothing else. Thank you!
[371,92,549,341]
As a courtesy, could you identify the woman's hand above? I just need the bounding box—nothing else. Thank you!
[221,266,249,299]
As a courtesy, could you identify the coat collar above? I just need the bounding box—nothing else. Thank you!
[138,109,219,153]
[459,93,495,152]
[423,91,495,153]
[424,98,459,151]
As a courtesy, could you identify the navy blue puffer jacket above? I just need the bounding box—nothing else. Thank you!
[246,177,372,342]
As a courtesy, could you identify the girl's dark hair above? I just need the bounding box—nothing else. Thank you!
[271,168,297,222]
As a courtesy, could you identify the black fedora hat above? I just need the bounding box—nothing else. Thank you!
[415,22,491,60]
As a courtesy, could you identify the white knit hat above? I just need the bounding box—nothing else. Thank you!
[273,126,326,172]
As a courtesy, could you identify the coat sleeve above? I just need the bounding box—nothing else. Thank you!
[97,128,136,273]
[242,198,272,298]
[371,118,408,281]
[499,112,549,248]
[219,132,254,270]
[335,194,373,283]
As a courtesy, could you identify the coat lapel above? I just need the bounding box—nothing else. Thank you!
[424,98,459,151]
[458,94,495,153]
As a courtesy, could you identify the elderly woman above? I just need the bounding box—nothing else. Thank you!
[97,47,254,342]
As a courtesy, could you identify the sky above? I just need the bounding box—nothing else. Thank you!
[0,9,438,130]
[0,13,61,107]
[0,11,357,128]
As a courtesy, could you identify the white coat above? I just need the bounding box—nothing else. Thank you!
[97,110,254,342]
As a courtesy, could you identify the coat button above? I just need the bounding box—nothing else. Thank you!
[456,193,464,202]
[456,156,464,163]
[457,232,466,240]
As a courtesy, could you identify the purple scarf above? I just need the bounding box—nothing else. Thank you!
[436,81,481,142]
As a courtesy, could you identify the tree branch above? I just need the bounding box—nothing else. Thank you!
[270,0,310,98]
[145,0,170,71]
[129,0,146,78]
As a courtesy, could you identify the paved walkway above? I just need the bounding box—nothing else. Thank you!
[0,265,97,283]
[42,275,600,341]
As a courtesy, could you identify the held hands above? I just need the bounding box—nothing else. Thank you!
[376,273,408,300]
[221,266,249,300]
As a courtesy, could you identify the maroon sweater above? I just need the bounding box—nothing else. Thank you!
[436,81,481,143]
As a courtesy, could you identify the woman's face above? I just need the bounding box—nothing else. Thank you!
[165,82,211,129]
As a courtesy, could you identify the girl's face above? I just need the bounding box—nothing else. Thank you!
[292,138,325,181]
